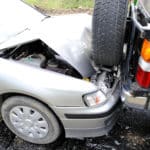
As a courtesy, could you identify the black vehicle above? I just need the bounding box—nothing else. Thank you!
[93,0,150,110]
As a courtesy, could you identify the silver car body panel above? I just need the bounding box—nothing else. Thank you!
[54,85,120,138]
[0,0,119,138]
[0,0,44,44]
[0,58,119,138]
[0,0,95,77]
[0,58,97,107]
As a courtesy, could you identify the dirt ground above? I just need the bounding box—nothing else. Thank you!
[34,7,93,15]
[0,107,150,150]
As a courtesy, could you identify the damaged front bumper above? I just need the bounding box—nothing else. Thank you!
[53,86,121,138]
[0,58,121,138]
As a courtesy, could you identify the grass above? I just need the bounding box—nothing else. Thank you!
[24,0,94,10]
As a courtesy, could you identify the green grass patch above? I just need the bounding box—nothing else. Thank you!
[24,0,94,10]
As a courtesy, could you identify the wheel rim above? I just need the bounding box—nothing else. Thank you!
[9,106,49,139]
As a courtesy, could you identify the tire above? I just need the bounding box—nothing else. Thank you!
[1,96,61,144]
[92,0,128,66]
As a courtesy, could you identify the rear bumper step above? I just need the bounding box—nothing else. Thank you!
[121,84,150,110]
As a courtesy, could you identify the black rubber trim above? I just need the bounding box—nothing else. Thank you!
[65,101,121,119]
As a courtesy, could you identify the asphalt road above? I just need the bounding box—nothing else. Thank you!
[0,107,150,150]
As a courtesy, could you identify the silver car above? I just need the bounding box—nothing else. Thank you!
[0,0,120,144]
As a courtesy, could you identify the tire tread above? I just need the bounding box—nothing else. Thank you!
[92,0,128,66]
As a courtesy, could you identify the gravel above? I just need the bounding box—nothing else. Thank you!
[1,107,150,150]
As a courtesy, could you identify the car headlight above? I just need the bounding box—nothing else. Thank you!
[138,0,150,18]
[83,91,107,107]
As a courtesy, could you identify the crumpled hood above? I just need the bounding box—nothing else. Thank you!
[0,0,95,77]
[0,13,95,77]
[32,14,94,77]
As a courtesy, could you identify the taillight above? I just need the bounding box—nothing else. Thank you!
[136,39,150,88]
[136,65,150,88]
[141,39,150,62]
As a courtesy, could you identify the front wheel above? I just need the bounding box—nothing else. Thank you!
[1,96,61,144]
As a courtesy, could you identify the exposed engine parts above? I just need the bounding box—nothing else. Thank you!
[0,39,120,87]
[90,68,119,98]
[0,40,82,78]
[17,54,46,68]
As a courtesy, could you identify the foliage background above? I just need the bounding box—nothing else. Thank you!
[24,0,94,10]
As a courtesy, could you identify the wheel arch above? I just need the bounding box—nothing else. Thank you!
[0,92,65,136]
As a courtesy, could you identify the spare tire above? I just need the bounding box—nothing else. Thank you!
[92,0,128,66]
